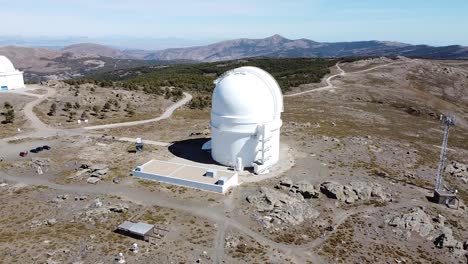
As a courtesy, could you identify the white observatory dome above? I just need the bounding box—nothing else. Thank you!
[0,55,25,90]
[210,66,283,173]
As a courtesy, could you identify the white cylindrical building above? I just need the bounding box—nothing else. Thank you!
[0,55,25,91]
[210,66,283,173]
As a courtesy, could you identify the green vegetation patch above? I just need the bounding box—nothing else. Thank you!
[69,58,339,109]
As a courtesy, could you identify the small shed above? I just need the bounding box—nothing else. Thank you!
[117,221,154,241]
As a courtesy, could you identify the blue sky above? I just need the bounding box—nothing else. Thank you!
[0,0,467,47]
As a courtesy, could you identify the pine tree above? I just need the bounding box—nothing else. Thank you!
[48,103,57,116]
[64,102,72,112]
[4,109,15,123]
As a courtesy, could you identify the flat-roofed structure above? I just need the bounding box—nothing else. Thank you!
[117,221,154,241]
[132,160,238,193]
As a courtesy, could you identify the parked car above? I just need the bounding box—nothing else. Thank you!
[19,151,28,157]
[35,146,44,152]
[30,149,38,153]
[42,145,51,150]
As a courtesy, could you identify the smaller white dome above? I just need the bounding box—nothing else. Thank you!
[0,56,16,73]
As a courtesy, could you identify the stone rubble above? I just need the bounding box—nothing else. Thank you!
[87,177,101,184]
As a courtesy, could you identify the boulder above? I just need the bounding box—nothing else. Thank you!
[434,226,465,256]
[320,181,358,203]
[349,182,372,200]
[370,183,388,200]
[276,178,320,199]
[109,203,129,213]
[276,178,293,189]
[87,177,101,184]
[89,164,108,171]
[291,181,321,199]
[46,218,57,226]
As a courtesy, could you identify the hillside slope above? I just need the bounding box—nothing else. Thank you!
[62,43,133,59]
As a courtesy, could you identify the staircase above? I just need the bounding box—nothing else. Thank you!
[253,124,273,174]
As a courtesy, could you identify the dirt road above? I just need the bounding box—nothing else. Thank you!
[285,61,402,97]
[83,93,192,130]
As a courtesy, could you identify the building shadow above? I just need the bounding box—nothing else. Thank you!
[168,138,219,165]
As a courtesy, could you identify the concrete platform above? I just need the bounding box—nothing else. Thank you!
[132,160,238,193]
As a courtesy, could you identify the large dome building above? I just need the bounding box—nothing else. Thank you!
[0,55,25,90]
[209,66,283,174]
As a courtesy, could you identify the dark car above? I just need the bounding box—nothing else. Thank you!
[43,145,51,150]
[19,151,28,157]
[30,149,38,153]
[35,146,44,152]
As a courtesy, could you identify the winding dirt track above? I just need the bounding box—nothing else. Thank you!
[284,61,402,97]
[83,93,192,130]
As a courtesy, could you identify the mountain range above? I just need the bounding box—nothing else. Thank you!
[136,35,468,61]
[1,34,467,81]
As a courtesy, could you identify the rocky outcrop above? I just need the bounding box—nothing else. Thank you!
[446,161,468,183]
[247,187,320,227]
[80,163,109,184]
[386,207,434,237]
[386,207,467,257]
[276,178,320,199]
[320,181,389,203]
[434,226,465,254]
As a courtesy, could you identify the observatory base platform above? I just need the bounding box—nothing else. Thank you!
[132,160,238,194]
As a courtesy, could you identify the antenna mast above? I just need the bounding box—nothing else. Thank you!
[434,116,455,191]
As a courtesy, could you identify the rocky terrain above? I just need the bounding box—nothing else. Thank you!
[0,57,467,263]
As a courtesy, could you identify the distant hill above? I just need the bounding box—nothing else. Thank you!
[62,43,132,59]
[140,35,468,61]
[0,45,163,82]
